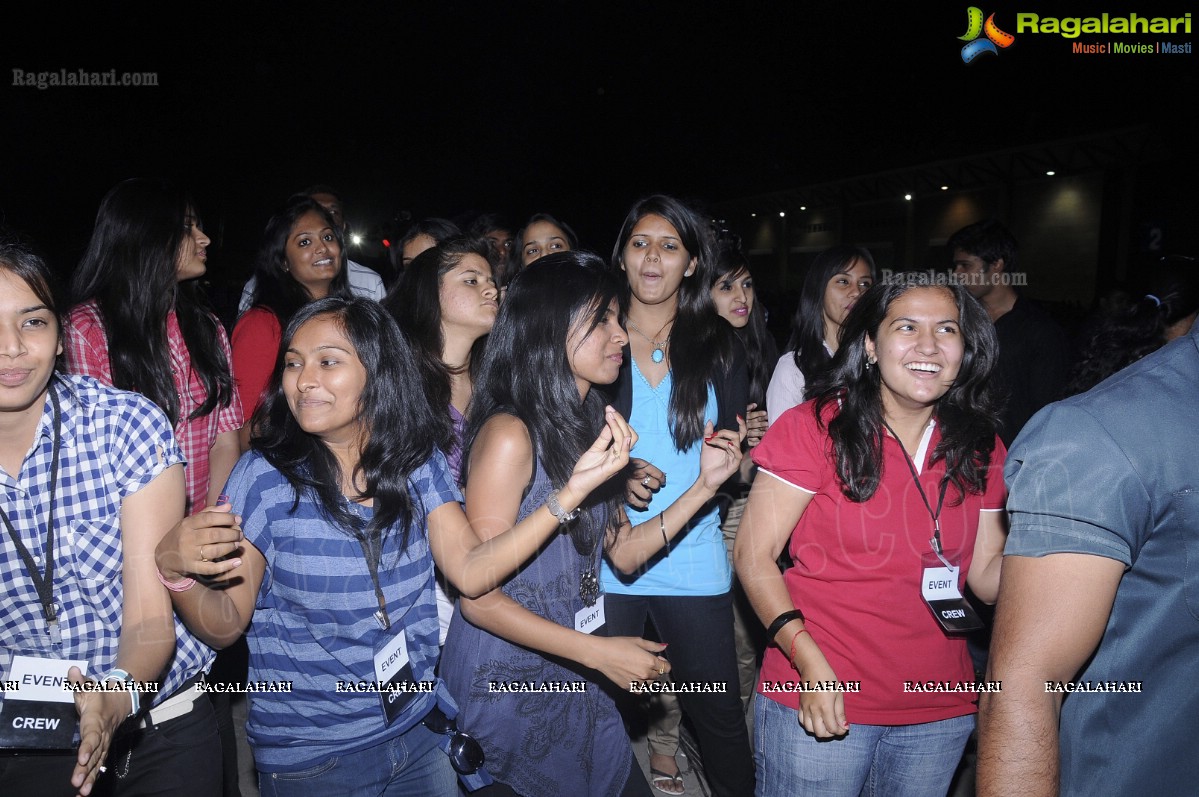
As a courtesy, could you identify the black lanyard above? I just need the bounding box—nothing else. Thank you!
[357,535,391,630]
[1,386,63,631]
[881,419,951,563]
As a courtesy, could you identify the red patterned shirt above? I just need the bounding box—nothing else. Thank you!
[64,301,244,514]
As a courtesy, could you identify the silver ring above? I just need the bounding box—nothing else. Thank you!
[641,476,651,488]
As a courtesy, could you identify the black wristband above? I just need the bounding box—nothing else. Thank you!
[766,609,805,644]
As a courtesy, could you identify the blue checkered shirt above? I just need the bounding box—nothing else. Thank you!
[1,376,214,707]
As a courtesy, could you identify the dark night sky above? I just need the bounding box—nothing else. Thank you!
[4,1,1196,282]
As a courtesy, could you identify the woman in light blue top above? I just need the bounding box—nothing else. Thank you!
[600,195,753,797]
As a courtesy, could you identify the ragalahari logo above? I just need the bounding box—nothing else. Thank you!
[959,7,1016,62]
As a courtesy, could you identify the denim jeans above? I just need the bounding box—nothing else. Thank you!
[605,591,755,797]
[258,721,457,797]
[754,694,974,797]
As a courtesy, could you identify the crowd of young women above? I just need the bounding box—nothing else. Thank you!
[0,182,1030,797]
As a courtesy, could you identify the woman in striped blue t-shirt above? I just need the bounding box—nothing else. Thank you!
[154,296,634,796]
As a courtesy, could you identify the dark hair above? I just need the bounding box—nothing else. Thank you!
[252,296,439,553]
[69,179,234,426]
[710,244,777,408]
[250,196,352,326]
[612,195,733,450]
[784,245,876,397]
[510,212,579,275]
[398,218,462,262]
[465,251,626,551]
[947,219,1019,272]
[0,230,61,334]
[810,278,1000,503]
[466,212,513,239]
[383,235,495,456]
[1064,257,1199,396]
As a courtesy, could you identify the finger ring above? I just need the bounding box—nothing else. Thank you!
[641,476,651,488]
[200,545,209,562]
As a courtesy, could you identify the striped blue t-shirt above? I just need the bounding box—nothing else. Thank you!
[225,448,462,772]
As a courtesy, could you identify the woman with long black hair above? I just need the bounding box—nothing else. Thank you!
[441,252,744,797]
[384,235,499,642]
[736,277,1008,796]
[600,195,753,797]
[155,296,634,795]
[766,245,875,424]
[231,195,352,438]
[66,178,243,516]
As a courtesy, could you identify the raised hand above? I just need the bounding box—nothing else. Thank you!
[566,406,637,496]
[745,403,769,448]
[698,416,747,491]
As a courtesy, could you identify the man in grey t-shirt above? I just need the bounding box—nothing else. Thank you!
[977,319,1199,796]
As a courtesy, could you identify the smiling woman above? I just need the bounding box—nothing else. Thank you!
[153,295,635,796]
[735,278,1008,796]
[231,196,353,438]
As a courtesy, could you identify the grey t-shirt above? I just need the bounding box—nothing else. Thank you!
[1004,323,1199,796]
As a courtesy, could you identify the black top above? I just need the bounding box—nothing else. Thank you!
[993,293,1072,447]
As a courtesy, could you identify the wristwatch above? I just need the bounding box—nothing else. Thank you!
[546,489,581,524]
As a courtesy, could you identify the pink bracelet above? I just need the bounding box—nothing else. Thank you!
[156,568,196,593]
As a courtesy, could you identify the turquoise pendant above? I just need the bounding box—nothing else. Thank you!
[651,347,665,364]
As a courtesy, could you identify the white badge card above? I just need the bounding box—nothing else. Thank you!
[372,631,418,725]
[0,655,88,750]
[575,595,606,634]
[919,557,984,633]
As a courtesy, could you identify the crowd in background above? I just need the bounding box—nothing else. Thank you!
[1,179,1196,797]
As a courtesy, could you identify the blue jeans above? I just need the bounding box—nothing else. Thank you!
[605,591,755,797]
[753,694,974,797]
[259,722,457,797]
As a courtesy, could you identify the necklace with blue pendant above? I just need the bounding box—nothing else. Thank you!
[627,317,671,365]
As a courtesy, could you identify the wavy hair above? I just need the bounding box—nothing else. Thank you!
[784,245,876,398]
[251,296,439,553]
[465,251,626,550]
[612,195,733,450]
[249,195,352,327]
[383,235,494,457]
[810,278,1000,503]
[69,178,234,426]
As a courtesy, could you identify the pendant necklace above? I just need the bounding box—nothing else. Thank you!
[627,317,673,364]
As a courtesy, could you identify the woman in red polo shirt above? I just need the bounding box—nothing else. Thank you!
[735,277,1008,797]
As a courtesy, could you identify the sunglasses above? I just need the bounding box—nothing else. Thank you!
[423,707,485,775]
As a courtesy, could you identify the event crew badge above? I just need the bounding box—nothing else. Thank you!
[0,654,87,750]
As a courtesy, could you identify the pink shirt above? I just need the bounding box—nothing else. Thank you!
[64,301,244,514]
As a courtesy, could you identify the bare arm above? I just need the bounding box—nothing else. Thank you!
[458,416,669,688]
[965,509,1009,604]
[976,553,1124,797]
[732,473,847,736]
[154,505,264,650]
[606,418,746,573]
[205,429,242,507]
[70,465,184,795]
[429,408,633,598]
